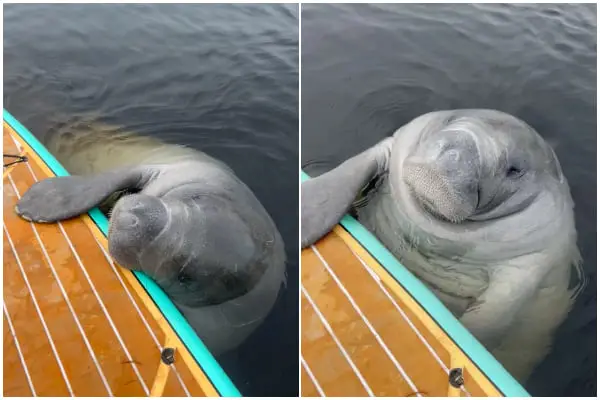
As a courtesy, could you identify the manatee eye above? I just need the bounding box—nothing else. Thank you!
[222,272,242,291]
[178,271,192,284]
[506,165,525,178]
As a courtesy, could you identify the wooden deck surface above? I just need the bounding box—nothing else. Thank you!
[3,122,218,397]
[300,226,503,397]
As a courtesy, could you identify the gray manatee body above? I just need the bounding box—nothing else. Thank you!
[16,118,286,355]
[301,109,585,381]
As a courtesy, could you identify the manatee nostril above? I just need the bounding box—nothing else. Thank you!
[447,149,460,162]
[114,212,138,228]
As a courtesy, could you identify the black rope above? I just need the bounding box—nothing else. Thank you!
[3,154,28,168]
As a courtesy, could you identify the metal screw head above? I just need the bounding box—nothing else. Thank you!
[161,347,175,365]
[449,367,464,388]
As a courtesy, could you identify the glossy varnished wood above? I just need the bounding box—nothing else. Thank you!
[301,226,502,397]
[3,122,217,397]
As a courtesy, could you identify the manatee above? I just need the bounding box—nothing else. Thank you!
[301,109,585,381]
[16,118,286,356]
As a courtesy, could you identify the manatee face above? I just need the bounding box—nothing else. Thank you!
[402,112,562,224]
[108,193,261,306]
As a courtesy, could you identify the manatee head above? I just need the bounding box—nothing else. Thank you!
[108,193,264,307]
[402,110,563,224]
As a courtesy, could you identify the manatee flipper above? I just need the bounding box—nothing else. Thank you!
[301,137,393,248]
[459,253,550,349]
[15,168,145,223]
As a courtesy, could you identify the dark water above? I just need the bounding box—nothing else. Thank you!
[302,3,596,397]
[4,4,298,396]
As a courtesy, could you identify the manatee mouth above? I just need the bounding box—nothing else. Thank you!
[403,162,477,223]
[418,195,457,223]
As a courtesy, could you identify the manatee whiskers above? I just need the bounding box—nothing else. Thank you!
[302,109,584,382]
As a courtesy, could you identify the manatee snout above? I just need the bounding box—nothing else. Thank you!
[404,136,480,223]
[108,194,168,269]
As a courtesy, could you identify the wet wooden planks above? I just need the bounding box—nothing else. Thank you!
[300,226,502,397]
[3,122,216,397]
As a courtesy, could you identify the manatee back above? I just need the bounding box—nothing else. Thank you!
[44,117,229,176]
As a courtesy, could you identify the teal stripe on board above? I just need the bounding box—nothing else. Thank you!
[301,170,530,397]
[4,108,241,397]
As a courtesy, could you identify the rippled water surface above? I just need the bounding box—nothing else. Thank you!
[4,3,298,396]
[302,3,596,397]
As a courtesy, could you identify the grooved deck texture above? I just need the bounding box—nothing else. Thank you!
[3,122,217,397]
[300,226,502,397]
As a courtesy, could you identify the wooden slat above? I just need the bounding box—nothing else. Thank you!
[301,225,503,397]
[319,233,451,394]
[304,249,417,396]
[5,173,116,395]
[300,361,322,397]
[301,292,371,397]
[4,223,76,397]
[3,125,20,154]
[3,122,217,397]
[3,307,35,396]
